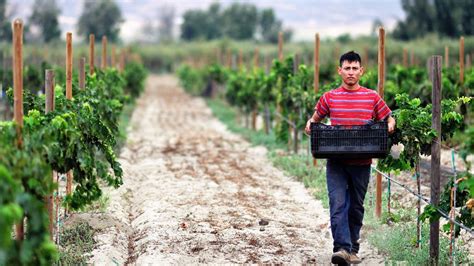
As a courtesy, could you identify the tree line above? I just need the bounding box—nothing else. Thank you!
[0,0,123,43]
[180,3,292,43]
[0,0,289,44]
[393,0,474,40]
[1,0,472,44]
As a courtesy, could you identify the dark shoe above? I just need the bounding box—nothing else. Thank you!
[349,252,362,264]
[331,249,350,265]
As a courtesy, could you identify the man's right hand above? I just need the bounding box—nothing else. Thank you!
[305,119,312,135]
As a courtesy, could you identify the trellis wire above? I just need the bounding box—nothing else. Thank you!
[371,167,474,235]
[277,107,473,240]
[449,149,458,266]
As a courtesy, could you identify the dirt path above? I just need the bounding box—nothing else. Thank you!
[84,75,384,265]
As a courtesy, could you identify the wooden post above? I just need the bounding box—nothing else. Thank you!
[45,70,55,113]
[79,57,86,90]
[65,32,73,209]
[119,50,125,72]
[216,48,221,65]
[12,18,24,241]
[238,50,243,69]
[314,33,320,94]
[403,48,408,67]
[45,70,55,240]
[375,27,385,219]
[254,48,259,69]
[334,44,340,64]
[231,54,236,70]
[276,33,283,124]
[292,54,300,153]
[278,31,283,61]
[265,55,271,73]
[460,37,464,84]
[445,46,449,68]
[429,55,442,265]
[66,32,73,99]
[416,162,421,248]
[101,36,107,69]
[111,45,116,69]
[294,54,299,72]
[312,34,321,166]
[226,49,232,68]
[466,54,471,69]
[89,34,95,74]
[251,48,259,130]
[2,50,9,120]
[363,46,369,68]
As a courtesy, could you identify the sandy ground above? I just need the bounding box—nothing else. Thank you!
[81,75,385,265]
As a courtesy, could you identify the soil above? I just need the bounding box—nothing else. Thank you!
[80,75,385,265]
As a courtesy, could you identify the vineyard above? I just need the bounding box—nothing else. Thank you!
[0,20,147,265]
[177,31,474,264]
[0,10,473,266]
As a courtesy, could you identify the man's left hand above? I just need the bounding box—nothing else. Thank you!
[388,123,395,133]
[387,116,396,134]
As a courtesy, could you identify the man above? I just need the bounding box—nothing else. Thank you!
[304,51,395,265]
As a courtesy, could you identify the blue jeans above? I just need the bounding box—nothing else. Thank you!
[326,159,371,253]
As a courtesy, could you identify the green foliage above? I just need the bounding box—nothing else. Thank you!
[180,3,290,42]
[0,0,11,42]
[123,62,147,98]
[221,3,258,40]
[378,94,468,171]
[377,94,473,239]
[259,9,282,43]
[460,125,474,170]
[393,0,474,39]
[180,4,220,41]
[368,223,470,264]
[77,0,123,42]
[59,222,94,265]
[225,69,254,112]
[177,63,228,97]
[0,120,59,265]
[195,57,474,263]
[207,63,227,84]
[177,65,207,96]
[420,172,474,237]
[0,63,147,264]
[29,0,61,43]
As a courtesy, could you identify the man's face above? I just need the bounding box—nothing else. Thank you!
[338,60,364,87]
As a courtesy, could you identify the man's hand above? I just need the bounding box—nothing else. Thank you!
[305,119,313,135]
[388,116,396,134]
[305,112,322,135]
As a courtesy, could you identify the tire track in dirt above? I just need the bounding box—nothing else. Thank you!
[87,75,385,265]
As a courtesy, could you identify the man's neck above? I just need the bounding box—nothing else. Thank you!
[341,83,360,91]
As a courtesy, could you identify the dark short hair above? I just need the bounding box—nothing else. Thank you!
[339,51,361,66]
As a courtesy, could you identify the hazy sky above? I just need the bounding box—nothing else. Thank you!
[10,0,405,42]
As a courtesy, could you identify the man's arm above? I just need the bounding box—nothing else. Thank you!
[387,115,395,134]
[304,111,323,135]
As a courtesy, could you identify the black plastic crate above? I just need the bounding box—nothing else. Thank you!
[310,121,389,159]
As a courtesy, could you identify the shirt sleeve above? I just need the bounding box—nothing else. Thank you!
[373,93,392,121]
[315,92,330,118]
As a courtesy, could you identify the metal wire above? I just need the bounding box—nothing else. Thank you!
[273,111,296,129]
[450,149,458,266]
[387,173,391,215]
[371,166,474,235]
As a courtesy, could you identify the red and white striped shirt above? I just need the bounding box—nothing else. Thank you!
[315,86,391,125]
